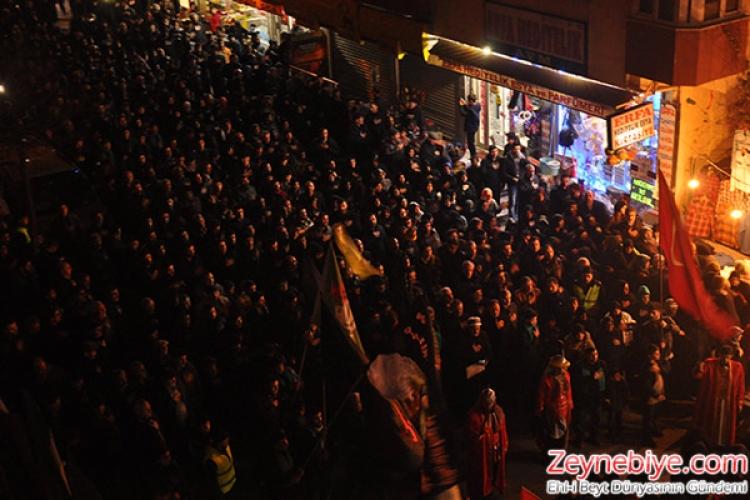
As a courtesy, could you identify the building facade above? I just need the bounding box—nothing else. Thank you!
[270,0,750,234]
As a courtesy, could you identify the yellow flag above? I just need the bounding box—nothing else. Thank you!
[332,223,380,280]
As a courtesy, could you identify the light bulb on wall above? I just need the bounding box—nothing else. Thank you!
[688,179,700,189]
[731,209,743,219]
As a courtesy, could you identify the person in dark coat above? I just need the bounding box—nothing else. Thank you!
[550,174,573,215]
[502,144,529,221]
[467,153,486,192]
[579,189,611,228]
[481,151,505,207]
[517,163,540,221]
[570,347,607,447]
[459,94,481,158]
[445,316,493,418]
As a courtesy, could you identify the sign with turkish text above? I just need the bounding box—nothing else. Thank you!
[428,54,611,117]
[630,177,655,207]
[232,0,286,16]
[485,4,587,74]
[289,30,328,75]
[657,104,676,186]
[630,151,655,182]
[608,103,655,150]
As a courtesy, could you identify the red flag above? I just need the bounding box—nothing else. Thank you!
[315,244,370,365]
[520,487,542,500]
[658,169,737,341]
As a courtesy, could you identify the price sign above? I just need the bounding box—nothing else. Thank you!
[630,178,655,207]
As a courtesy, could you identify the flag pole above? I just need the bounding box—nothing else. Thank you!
[300,371,366,471]
[657,168,665,304]
[322,377,327,451]
[297,342,310,381]
[320,282,327,453]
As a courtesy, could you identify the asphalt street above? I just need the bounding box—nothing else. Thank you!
[504,400,696,499]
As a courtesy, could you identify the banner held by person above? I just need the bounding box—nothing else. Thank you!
[332,223,380,280]
[658,169,736,342]
[313,243,370,365]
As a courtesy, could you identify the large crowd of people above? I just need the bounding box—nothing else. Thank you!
[1,1,749,499]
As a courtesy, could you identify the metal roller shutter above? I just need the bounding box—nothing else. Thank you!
[399,54,460,140]
[331,33,395,104]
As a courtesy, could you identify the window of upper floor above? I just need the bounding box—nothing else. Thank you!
[634,0,744,25]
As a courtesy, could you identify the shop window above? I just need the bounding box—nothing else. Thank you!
[658,0,675,21]
[639,0,655,14]
[726,0,740,12]
[704,0,721,20]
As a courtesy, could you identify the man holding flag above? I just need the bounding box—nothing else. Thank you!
[310,225,461,499]
[658,169,738,343]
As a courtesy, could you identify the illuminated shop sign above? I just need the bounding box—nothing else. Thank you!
[485,4,587,74]
[608,103,655,150]
[630,177,655,207]
[429,56,609,117]
[233,0,286,16]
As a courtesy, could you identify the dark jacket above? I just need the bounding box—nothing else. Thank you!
[460,102,481,133]
[501,153,529,186]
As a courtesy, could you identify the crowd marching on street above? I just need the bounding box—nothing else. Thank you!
[0,1,749,499]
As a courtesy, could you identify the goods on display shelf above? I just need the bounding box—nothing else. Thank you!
[630,151,656,181]
[612,163,627,188]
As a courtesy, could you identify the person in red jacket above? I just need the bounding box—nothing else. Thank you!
[209,9,224,32]
[465,388,508,499]
[536,355,574,453]
[693,344,745,445]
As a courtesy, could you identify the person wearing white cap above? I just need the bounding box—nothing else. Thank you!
[536,354,573,453]
[465,388,508,498]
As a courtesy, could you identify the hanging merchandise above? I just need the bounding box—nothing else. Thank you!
[540,115,551,155]
[580,117,607,156]
[556,154,577,179]
[559,112,578,148]
[524,112,540,136]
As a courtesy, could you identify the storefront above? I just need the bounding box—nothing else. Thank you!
[203,0,291,44]
[424,35,671,207]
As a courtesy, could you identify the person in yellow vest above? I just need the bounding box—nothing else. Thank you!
[573,266,604,320]
[204,427,237,498]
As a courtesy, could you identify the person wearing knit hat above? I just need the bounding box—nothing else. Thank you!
[633,284,653,323]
